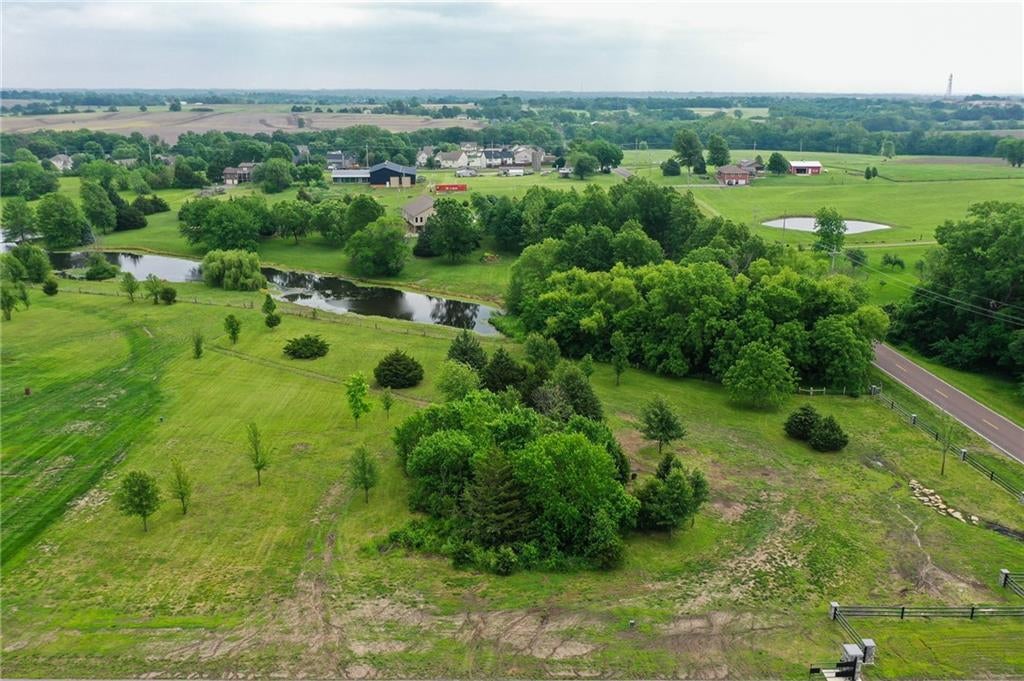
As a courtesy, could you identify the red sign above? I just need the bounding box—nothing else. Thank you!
[436,183,468,192]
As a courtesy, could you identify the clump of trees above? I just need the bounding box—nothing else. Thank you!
[345,216,409,276]
[283,333,329,359]
[784,405,849,452]
[387,385,708,573]
[201,249,267,290]
[374,349,424,388]
[890,202,1023,388]
[84,253,119,280]
[414,198,481,261]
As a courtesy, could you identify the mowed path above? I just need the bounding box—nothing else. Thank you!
[874,343,1024,463]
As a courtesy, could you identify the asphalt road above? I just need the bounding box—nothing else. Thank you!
[873,343,1024,463]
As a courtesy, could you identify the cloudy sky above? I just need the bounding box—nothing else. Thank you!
[2,1,1021,94]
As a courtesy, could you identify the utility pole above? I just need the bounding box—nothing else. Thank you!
[830,249,839,273]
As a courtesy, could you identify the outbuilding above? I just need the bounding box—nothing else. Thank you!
[789,160,823,175]
[369,160,417,187]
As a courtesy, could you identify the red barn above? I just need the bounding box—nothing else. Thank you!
[789,160,823,175]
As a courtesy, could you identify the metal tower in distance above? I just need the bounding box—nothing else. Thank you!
[945,73,953,98]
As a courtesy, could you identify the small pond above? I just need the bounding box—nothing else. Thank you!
[48,250,500,335]
[761,217,891,234]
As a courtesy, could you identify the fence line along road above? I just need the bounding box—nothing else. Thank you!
[872,343,1024,464]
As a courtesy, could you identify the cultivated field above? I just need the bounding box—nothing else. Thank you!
[0,105,485,143]
[2,283,1022,678]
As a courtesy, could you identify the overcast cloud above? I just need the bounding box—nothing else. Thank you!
[2,1,1021,94]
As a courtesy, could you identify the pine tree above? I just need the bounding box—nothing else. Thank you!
[463,452,528,548]
[447,329,488,370]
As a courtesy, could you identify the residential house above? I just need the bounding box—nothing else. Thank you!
[437,150,469,168]
[113,158,138,168]
[415,146,435,166]
[483,148,514,167]
[402,195,435,232]
[49,154,74,172]
[512,145,544,166]
[466,152,487,169]
[738,159,764,175]
[223,161,259,185]
[154,153,177,166]
[326,151,357,170]
[715,164,754,186]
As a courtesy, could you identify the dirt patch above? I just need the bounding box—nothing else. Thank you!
[58,420,97,435]
[454,609,599,660]
[348,640,408,655]
[88,388,126,409]
[67,487,111,518]
[709,499,748,523]
[291,442,313,455]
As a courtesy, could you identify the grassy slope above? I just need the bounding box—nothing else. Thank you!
[1,283,1022,678]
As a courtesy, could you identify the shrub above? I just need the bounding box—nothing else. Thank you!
[201,249,267,290]
[84,253,119,280]
[114,205,148,231]
[809,415,849,452]
[491,545,519,575]
[374,349,424,388]
[41,276,59,296]
[159,285,177,305]
[283,334,329,359]
[784,405,820,441]
[264,312,281,328]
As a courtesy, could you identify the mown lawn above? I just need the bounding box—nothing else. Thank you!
[1,282,1022,678]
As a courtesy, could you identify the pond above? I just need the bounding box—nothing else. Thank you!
[49,251,501,335]
[761,217,892,234]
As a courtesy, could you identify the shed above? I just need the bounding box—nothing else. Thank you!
[331,169,371,184]
[715,164,753,186]
[789,160,823,175]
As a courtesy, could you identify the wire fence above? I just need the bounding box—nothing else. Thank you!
[869,386,1024,501]
[838,604,1024,619]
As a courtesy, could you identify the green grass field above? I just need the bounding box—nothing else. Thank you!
[2,281,1022,678]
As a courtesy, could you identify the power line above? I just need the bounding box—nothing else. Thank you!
[845,255,1024,327]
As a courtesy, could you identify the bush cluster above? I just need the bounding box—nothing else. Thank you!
[784,405,848,451]
[201,249,267,290]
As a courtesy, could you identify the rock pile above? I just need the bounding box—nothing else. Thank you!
[909,479,980,525]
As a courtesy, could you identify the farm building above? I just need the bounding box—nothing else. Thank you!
[402,195,435,231]
[715,164,754,186]
[370,160,417,187]
[331,169,371,183]
[49,154,73,172]
[789,160,823,175]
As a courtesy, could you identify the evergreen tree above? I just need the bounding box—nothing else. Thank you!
[447,329,488,370]
[481,348,527,394]
[464,451,528,548]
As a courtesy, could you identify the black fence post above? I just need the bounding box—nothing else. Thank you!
[900,606,905,620]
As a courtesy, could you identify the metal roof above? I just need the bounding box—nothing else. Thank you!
[370,160,416,175]
[790,160,823,168]
[331,169,370,178]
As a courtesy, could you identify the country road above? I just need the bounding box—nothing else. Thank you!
[613,166,633,178]
[873,343,1024,463]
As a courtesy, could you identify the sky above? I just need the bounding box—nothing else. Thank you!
[2,1,1022,95]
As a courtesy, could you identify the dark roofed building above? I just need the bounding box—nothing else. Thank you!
[326,151,357,170]
[369,161,417,187]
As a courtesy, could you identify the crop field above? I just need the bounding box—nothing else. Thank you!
[1,282,1022,678]
[1,105,486,143]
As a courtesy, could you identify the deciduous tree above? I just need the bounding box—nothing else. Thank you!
[345,372,371,427]
[246,422,270,486]
[640,395,685,453]
[348,446,379,503]
[114,471,161,531]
